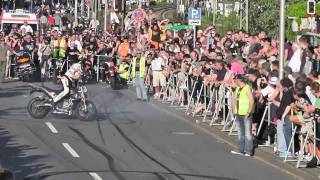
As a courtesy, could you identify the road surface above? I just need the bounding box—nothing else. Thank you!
[0,82,296,180]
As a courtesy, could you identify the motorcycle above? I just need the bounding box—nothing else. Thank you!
[100,57,117,89]
[14,52,36,82]
[27,79,97,121]
[79,54,96,83]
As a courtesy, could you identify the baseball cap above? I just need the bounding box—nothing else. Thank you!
[234,74,246,81]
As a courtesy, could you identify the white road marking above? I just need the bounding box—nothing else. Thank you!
[171,132,195,135]
[45,122,58,134]
[62,143,80,158]
[89,172,103,180]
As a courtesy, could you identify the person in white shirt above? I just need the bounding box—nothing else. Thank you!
[288,43,301,74]
[151,52,166,98]
[20,21,33,34]
[67,34,82,52]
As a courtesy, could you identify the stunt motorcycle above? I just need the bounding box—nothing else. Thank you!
[27,79,97,121]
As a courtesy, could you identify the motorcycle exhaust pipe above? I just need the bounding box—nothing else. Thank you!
[37,104,53,108]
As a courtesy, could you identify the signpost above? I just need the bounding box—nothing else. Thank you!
[188,8,201,47]
[167,25,193,30]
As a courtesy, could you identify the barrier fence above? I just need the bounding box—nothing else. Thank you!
[146,70,320,169]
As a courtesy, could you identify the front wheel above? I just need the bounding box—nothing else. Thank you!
[76,100,97,121]
[27,97,50,119]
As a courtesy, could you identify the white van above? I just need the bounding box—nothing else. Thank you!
[0,9,38,33]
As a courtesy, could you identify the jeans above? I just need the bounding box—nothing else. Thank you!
[277,116,292,153]
[135,72,147,100]
[235,115,253,154]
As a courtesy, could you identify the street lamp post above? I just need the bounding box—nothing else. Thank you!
[75,0,78,25]
[104,0,108,31]
[279,0,285,80]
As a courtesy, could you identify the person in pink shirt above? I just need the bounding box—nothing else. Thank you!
[48,14,55,28]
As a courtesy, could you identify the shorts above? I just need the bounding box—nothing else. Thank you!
[153,71,166,87]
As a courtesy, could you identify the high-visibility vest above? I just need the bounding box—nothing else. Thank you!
[119,63,129,79]
[234,84,251,116]
[59,38,67,58]
[132,56,146,78]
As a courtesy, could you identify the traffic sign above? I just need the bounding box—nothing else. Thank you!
[188,8,201,26]
[167,25,193,30]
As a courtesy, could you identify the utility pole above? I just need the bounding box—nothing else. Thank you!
[239,0,248,32]
[81,0,84,17]
[75,0,78,25]
[279,0,285,80]
[212,0,217,26]
[95,0,97,21]
[121,0,125,31]
[104,0,108,31]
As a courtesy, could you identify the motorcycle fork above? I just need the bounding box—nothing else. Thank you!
[80,89,87,112]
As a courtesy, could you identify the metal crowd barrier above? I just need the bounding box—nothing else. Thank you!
[153,70,320,168]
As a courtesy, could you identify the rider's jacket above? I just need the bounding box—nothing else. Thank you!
[65,63,82,82]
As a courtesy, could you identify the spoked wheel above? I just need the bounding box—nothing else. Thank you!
[76,100,97,121]
[27,97,51,119]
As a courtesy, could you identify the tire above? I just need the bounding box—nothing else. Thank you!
[110,76,116,89]
[27,97,50,119]
[76,100,97,121]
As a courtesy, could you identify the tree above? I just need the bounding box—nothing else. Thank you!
[248,0,280,37]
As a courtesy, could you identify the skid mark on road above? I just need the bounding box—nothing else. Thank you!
[110,121,185,180]
[70,127,127,180]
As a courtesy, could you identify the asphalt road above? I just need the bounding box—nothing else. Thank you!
[0,81,296,180]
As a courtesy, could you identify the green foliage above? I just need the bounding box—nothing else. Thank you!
[248,0,280,37]
[200,12,240,36]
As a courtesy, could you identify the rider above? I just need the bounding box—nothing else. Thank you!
[52,62,82,105]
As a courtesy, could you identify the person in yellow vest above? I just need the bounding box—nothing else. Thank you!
[117,58,130,88]
[231,74,254,156]
[58,34,67,58]
[131,51,148,101]
[51,37,60,58]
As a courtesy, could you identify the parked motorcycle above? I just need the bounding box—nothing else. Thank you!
[100,57,117,89]
[27,79,97,121]
[14,52,36,82]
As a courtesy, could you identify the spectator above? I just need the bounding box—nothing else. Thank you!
[20,21,33,34]
[270,78,295,157]
[151,51,166,98]
[231,74,255,156]
[131,51,148,101]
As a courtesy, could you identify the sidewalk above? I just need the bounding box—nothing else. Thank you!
[150,99,320,180]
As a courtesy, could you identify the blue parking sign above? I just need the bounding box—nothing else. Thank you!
[188,8,201,26]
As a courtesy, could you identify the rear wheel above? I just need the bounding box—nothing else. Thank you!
[27,97,50,119]
[110,76,116,89]
[76,100,97,121]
